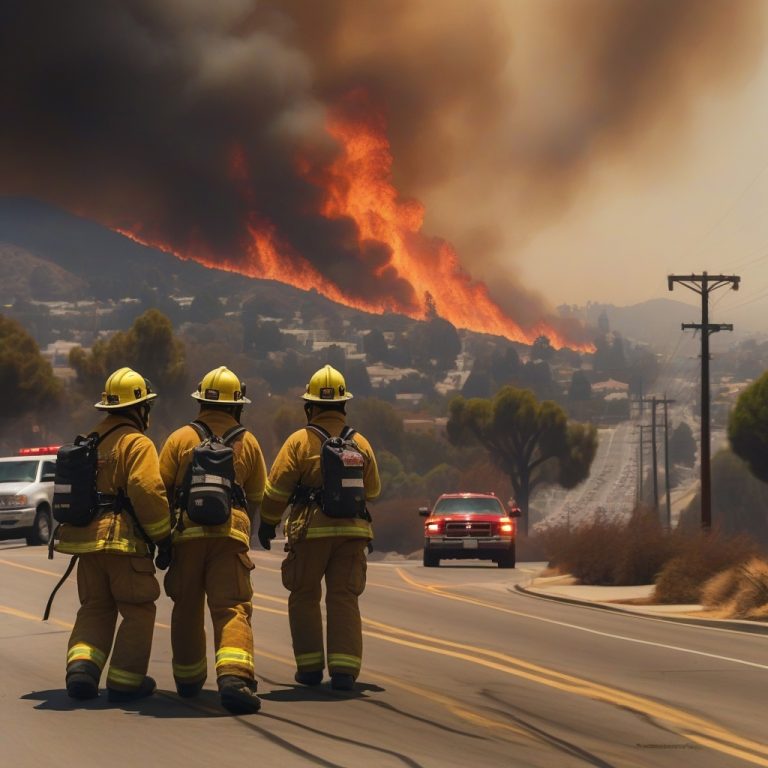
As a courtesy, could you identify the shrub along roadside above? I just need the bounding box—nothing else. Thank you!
[700,557,768,620]
[538,506,763,604]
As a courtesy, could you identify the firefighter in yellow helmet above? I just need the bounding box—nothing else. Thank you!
[55,367,172,702]
[159,366,266,714]
[259,365,381,691]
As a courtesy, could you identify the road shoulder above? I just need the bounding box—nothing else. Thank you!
[514,572,768,635]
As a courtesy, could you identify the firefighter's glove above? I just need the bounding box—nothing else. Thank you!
[154,536,173,571]
[257,522,277,550]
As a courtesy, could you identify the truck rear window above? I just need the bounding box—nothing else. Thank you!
[0,461,38,484]
[434,498,504,515]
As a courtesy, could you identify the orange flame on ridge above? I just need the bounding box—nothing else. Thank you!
[116,93,586,349]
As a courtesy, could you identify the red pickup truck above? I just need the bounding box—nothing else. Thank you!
[419,492,520,568]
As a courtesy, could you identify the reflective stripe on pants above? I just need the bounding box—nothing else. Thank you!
[66,552,159,691]
[282,537,367,678]
[164,537,256,683]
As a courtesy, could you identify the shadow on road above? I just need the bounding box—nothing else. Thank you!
[22,689,108,711]
[21,688,228,718]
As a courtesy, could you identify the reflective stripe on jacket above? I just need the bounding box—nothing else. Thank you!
[159,409,267,547]
[56,415,171,556]
[261,410,380,540]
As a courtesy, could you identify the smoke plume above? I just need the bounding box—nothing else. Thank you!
[0,1,764,343]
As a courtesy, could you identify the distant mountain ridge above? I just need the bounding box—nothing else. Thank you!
[585,298,750,351]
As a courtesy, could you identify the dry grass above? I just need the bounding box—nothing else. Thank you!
[538,506,764,605]
[700,558,768,619]
[538,507,675,586]
[652,531,758,604]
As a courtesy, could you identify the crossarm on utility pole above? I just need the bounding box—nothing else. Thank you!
[668,271,739,531]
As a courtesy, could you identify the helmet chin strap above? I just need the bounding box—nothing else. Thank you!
[133,403,152,431]
[304,402,314,423]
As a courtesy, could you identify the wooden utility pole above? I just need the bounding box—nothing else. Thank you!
[662,395,675,529]
[668,272,739,530]
[636,424,652,505]
[638,396,675,514]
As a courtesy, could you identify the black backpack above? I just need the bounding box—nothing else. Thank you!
[52,423,134,526]
[176,421,247,526]
[304,425,367,519]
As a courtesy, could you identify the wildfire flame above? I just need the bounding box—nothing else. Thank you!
[117,91,584,349]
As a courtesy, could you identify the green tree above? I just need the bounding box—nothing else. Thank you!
[352,398,404,455]
[530,335,554,362]
[0,314,62,424]
[69,309,187,432]
[568,370,592,401]
[447,386,598,534]
[728,371,768,483]
[678,449,768,548]
[363,329,389,363]
[668,421,696,468]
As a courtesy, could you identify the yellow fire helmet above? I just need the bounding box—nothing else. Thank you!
[95,367,158,410]
[191,366,251,404]
[302,364,353,402]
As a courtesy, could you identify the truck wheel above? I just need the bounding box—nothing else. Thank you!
[497,543,516,569]
[423,549,440,568]
[27,505,52,546]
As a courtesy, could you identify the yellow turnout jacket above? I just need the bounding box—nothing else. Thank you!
[261,410,381,543]
[159,409,267,548]
[55,415,172,556]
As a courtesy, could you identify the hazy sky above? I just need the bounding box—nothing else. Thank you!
[2,1,767,337]
[416,2,768,334]
[515,50,768,333]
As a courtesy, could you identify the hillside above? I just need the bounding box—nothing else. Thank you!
[0,243,87,302]
[0,197,387,326]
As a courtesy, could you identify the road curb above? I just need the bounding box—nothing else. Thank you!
[513,583,768,635]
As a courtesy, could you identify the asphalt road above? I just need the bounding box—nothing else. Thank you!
[1,542,767,768]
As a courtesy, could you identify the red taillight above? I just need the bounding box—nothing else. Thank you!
[18,446,60,456]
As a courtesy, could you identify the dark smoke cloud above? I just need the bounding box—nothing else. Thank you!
[0,1,764,338]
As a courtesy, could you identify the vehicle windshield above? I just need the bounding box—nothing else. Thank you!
[0,461,38,484]
[433,497,504,515]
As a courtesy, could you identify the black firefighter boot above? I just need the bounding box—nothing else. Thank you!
[218,675,261,714]
[66,660,100,700]
[107,675,157,703]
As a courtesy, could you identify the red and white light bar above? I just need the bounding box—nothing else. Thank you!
[18,446,60,456]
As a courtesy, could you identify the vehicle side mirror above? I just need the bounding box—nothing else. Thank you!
[508,507,522,518]
[418,507,430,517]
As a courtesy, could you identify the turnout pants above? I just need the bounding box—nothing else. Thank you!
[66,552,159,692]
[281,537,368,679]
[164,537,256,686]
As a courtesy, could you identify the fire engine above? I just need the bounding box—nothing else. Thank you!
[419,492,520,568]
[0,446,59,546]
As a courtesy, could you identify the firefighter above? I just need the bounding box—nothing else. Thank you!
[259,365,381,691]
[57,367,172,702]
[159,366,266,714]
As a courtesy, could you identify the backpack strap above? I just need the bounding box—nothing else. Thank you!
[340,426,357,440]
[96,422,156,553]
[306,424,331,442]
[93,421,137,445]
[189,420,214,441]
[222,425,247,445]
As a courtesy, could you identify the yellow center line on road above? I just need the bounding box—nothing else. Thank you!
[395,567,768,671]
[360,623,768,766]
[5,557,766,764]
[0,558,62,577]
[249,591,768,764]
